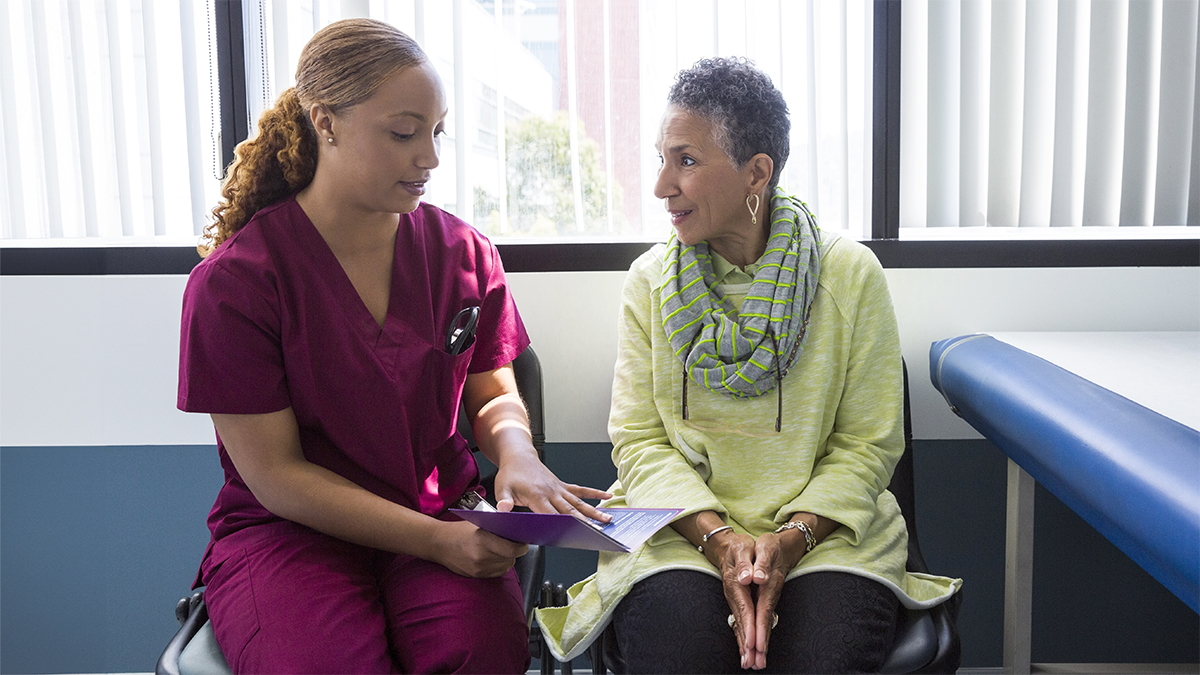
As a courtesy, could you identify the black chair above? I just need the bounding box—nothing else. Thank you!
[588,360,962,674]
[156,346,551,675]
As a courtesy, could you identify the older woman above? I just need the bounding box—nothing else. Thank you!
[536,58,960,673]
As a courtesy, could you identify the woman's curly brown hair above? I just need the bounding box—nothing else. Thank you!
[199,19,426,256]
[200,89,317,254]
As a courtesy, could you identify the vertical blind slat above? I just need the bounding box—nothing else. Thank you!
[927,0,958,229]
[712,0,721,54]
[899,0,928,229]
[129,0,155,237]
[180,0,207,235]
[1017,0,1057,228]
[94,0,126,238]
[271,0,291,99]
[244,0,270,135]
[856,0,872,231]
[1,3,26,238]
[1049,0,1090,228]
[1153,0,1199,226]
[154,0,196,240]
[50,1,79,238]
[986,0,1024,229]
[802,0,821,219]
[959,0,988,229]
[141,0,168,236]
[1082,0,1128,227]
[32,1,62,238]
[1192,32,1200,228]
[1119,0,1161,227]
[825,1,850,231]
[105,0,135,236]
[715,0,746,55]
[69,0,100,237]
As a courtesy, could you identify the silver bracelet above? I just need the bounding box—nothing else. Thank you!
[697,524,733,553]
[774,520,817,553]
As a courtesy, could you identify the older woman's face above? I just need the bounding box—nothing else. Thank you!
[653,107,751,248]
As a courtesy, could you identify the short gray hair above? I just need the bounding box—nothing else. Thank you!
[666,57,790,189]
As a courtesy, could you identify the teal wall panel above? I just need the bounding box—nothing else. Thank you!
[2,441,1195,673]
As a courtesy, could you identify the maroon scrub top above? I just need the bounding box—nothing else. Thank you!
[178,196,529,571]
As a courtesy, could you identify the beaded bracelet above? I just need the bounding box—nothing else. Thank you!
[697,524,733,553]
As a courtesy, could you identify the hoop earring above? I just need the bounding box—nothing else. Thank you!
[746,193,760,226]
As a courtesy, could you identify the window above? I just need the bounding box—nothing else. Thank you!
[899,0,1199,239]
[249,0,874,241]
[1,0,873,245]
[2,0,1195,254]
[0,0,221,245]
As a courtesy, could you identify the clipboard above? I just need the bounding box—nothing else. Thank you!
[449,507,682,552]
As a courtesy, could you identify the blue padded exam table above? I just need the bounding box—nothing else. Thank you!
[930,332,1199,673]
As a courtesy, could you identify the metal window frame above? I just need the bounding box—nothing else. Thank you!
[2,239,1195,276]
[214,0,249,177]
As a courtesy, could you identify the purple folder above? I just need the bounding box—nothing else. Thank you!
[449,507,683,552]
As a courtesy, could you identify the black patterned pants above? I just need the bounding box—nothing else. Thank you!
[611,569,900,674]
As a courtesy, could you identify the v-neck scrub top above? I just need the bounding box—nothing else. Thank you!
[178,197,529,580]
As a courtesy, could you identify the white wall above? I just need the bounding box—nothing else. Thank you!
[2,266,1197,447]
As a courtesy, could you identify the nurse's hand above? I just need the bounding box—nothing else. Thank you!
[493,452,613,522]
[434,519,530,578]
[464,364,612,522]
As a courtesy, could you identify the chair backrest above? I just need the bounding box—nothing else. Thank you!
[513,347,546,460]
[886,360,931,574]
[455,347,548,621]
[879,359,962,674]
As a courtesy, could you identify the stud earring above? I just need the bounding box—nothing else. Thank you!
[327,137,334,143]
[746,193,760,226]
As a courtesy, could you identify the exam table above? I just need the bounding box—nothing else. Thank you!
[929,332,1199,673]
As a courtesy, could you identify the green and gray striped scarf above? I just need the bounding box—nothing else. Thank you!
[660,188,821,399]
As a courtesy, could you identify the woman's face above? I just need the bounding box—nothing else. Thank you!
[323,61,448,216]
[653,106,754,249]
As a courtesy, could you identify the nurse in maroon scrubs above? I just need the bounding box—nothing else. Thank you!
[177,18,609,674]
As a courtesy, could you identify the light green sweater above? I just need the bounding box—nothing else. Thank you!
[536,233,961,661]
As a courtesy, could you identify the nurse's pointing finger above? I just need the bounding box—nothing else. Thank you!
[565,483,613,501]
[567,497,611,523]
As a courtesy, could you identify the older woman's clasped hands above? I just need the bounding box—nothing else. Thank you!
[685,511,830,670]
[709,525,790,670]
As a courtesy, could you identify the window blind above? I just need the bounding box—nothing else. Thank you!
[900,0,1199,236]
[0,0,221,244]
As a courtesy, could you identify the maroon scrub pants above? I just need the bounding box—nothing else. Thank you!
[201,521,531,674]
